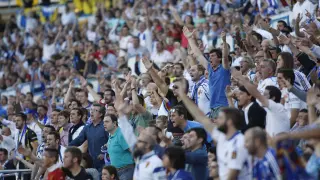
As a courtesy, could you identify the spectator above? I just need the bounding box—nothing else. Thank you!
[44,148,65,179]
[69,104,109,172]
[103,114,134,180]
[58,110,72,147]
[162,146,194,180]
[244,127,281,179]
[102,165,120,180]
[0,148,15,180]
[63,147,93,179]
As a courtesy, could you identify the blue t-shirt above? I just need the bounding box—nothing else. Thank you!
[208,64,231,108]
[253,148,280,180]
[306,153,320,179]
[168,169,194,180]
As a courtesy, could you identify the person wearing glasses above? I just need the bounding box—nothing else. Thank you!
[69,103,109,172]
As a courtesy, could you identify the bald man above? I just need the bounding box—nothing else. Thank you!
[244,127,280,179]
[0,127,15,152]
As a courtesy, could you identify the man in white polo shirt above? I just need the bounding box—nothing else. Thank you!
[232,69,290,137]
[257,59,278,94]
[176,82,251,180]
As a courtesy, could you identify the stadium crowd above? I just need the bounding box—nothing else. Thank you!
[0,0,320,179]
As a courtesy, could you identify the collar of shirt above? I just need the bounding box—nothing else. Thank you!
[228,131,241,141]
[243,102,254,112]
[141,150,155,161]
[89,119,103,127]
[109,127,120,139]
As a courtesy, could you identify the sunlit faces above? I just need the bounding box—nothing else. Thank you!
[50,111,59,124]
[189,65,201,81]
[169,110,184,128]
[63,151,73,169]
[244,130,256,155]
[46,134,58,149]
[58,115,68,128]
[296,111,308,127]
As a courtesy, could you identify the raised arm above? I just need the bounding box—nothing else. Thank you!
[176,81,215,133]
[232,69,269,107]
[142,57,169,95]
[64,80,74,105]
[80,76,101,102]
[131,77,146,113]
[294,14,305,38]
[221,31,230,69]
[182,27,208,68]
[306,86,319,124]
[169,6,184,26]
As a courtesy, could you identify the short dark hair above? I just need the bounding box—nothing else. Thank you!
[104,114,118,126]
[238,86,255,102]
[44,125,56,132]
[48,131,61,142]
[173,63,185,71]
[171,105,187,120]
[164,146,186,170]
[277,68,295,85]
[65,147,82,164]
[188,127,207,145]
[105,89,115,97]
[220,108,246,130]
[71,108,84,120]
[38,105,48,111]
[52,109,61,113]
[44,148,59,163]
[299,109,308,113]
[209,49,222,59]
[70,99,82,107]
[58,110,70,120]
[277,20,288,27]
[0,148,8,156]
[103,166,120,180]
[93,103,106,118]
[15,112,27,122]
[265,86,282,103]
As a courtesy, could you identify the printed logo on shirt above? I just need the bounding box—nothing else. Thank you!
[232,151,237,159]
[145,161,150,168]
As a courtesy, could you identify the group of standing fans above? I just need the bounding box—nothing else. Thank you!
[0,0,320,179]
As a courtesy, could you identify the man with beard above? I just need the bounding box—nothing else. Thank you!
[189,64,210,116]
[63,147,93,180]
[176,83,250,180]
[183,128,208,180]
[20,131,66,179]
[133,131,166,179]
[244,127,280,179]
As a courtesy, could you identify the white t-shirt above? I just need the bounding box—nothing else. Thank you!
[281,88,307,118]
[211,129,251,180]
[291,0,316,24]
[150,50,173,68]
[43,43,56,62]
[257,77,278,94]
[263,100,290,136]
[189,80,211,116]
[133,151,165,180]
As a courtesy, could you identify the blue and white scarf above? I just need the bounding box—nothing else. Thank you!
[191,76,207,105]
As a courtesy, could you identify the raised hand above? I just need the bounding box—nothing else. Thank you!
[243,24,253,34]
[225,85,234,98]
[307,86,320,106]
[305,10,312,19]
[221,31,227,43]
[296,13,302,24]
[278,34,291,45]
[182,26,195,39]
[142,57,153,70]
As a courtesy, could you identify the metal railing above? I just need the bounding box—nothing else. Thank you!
[0,169,32,180]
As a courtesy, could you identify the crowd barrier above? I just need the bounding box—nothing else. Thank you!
[0,169,32,180]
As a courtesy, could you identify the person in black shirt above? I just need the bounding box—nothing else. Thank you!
[63,147,93,180]
[0,148,15,180]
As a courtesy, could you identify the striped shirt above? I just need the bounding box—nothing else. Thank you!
[253,148,281,180]
[293,70,311,92]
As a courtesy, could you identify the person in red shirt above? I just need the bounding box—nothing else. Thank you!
[44,148,65,180]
